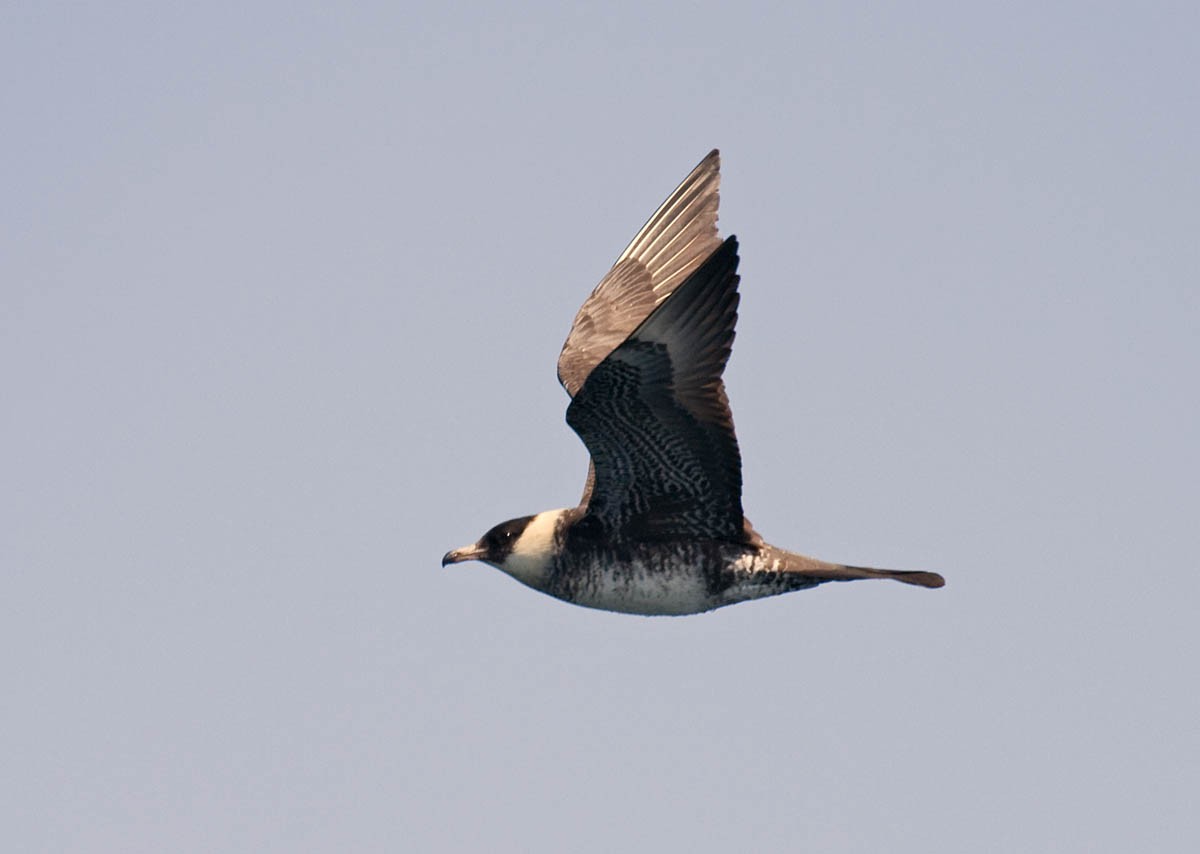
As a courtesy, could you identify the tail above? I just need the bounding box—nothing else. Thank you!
[835,564,945,589]
[767,547,945,589]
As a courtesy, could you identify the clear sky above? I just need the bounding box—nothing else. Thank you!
[4,2,1198,851]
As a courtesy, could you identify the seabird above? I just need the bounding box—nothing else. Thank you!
[443,150,945,615]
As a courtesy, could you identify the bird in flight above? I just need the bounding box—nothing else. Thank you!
[443,150,944,614]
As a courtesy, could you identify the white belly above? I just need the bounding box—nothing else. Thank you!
[570,564,714,615]
[552,551,762,616]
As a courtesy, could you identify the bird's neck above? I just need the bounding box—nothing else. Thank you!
[500,508,569,589]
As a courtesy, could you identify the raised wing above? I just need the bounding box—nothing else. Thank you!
[565,237,745,542]
[557,150,723,398]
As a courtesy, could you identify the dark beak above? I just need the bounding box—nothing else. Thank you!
[442,543,485,566]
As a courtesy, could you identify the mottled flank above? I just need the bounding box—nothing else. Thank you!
[442,150,945,615]
[545,540,822,616]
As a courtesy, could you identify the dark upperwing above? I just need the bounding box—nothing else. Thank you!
[557,150,723,505]
[565,237,746,543]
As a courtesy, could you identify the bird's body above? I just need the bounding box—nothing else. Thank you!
[525,532,801,617]
[477,507,803,616]
[443,151,944,615]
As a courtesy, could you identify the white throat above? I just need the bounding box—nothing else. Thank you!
[501,509,567,589]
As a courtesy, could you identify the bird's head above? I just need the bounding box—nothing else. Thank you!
[442,509,567,588]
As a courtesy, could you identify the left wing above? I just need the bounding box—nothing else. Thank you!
[558,151,723,506]
[565,237,746,542]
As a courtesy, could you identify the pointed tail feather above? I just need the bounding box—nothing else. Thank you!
[839,565,945,588]
[768,547,945,589]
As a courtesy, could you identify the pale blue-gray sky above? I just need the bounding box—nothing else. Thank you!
[4,2,1198,851]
